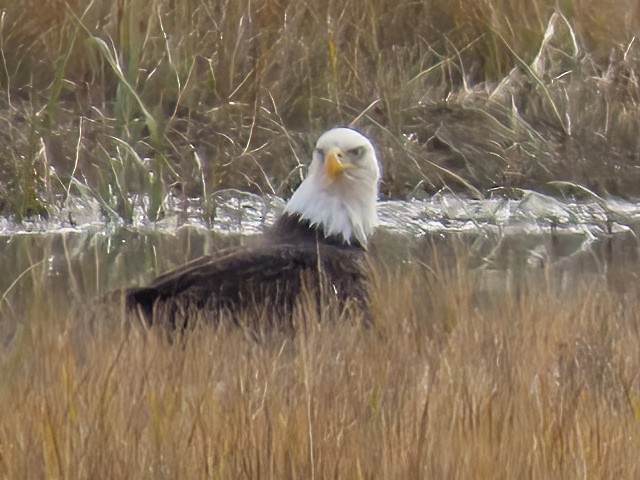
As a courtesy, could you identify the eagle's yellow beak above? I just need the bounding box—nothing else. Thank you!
[326,147,351,180]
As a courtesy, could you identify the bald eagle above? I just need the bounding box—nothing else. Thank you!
[125,128,380,327]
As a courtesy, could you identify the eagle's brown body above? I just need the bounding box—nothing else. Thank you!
[125,214,369,327]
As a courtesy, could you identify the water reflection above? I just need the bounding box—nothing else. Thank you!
[0,192,639,314]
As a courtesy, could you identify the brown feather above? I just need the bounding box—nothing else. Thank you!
[125,214,370,328]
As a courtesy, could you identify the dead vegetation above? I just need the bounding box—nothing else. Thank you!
[1,241,640,478]
[1,0,640,219]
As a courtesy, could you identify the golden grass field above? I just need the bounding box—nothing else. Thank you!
[1,246,640,479]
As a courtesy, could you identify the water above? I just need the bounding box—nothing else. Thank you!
[0,190,639,309]
[3,189,639,238]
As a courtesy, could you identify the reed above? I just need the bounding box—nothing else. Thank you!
[1,246,639,478]
[1,0,640,219]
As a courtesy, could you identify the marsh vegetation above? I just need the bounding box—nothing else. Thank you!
[2,232,640,478]
[2,0,640,219]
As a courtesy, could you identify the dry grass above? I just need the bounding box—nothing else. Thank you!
[2,0,640,219]
[1,249,640,479]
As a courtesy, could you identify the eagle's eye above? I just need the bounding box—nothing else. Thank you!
[347,146,364,157]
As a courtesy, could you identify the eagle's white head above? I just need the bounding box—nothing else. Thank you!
[285,128,380,248]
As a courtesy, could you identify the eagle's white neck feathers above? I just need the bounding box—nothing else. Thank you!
[285,128,380,247]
